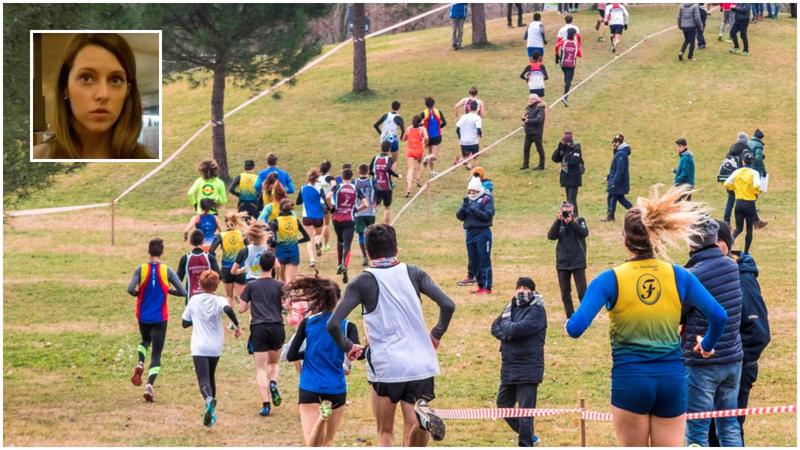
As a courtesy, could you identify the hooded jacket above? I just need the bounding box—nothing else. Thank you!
[678,3,704,29]
[607,143,631,195]
[551,141,584,187]
[747,137,766,176]
[524,102,546,135]
[674,149,695,187]
[491,294,547,384]
[737,253,771,364]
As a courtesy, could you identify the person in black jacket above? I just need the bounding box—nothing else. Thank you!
[729,4,750,55]
[551,131,584,216]
[546,201,588,318]
[603,134,632,222]
[521,94,546,170]
[491,277,547,447]
[708,222,770,447]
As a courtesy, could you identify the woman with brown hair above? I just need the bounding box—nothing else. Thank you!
[188,159,228,214]
[34,33,154,159]
[565,184,728,446]
[258,177,287,224]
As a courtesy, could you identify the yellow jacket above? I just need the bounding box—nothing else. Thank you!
[724,167,761,201]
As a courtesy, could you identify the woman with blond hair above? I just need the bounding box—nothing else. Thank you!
[188,159,228,214]
[231,221,276,283]
[210,210,249,307]
[565,185,728,446]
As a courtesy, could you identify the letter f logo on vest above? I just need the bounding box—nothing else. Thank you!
[636,274,661,305]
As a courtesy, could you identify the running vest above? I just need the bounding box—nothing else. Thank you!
[316,174,331,206]
[422,108,443,138]
[606,4,626,26]
[219,229,245,269]
[527,62,546,90]
[405,127,425,153]
[354,177,376,217]
[372,155,392,191]
[363,263,440,383]
[333,183,358,223]
[560,40,578,68]
[609,259,682,361]
[300,184,325,219]
[244,244,269,280]
[276,214,302,246]
[300,312,349,394]
[526,21,545,48]
[137,263,170,323]
[196,214,217,244]
[185,252,211,301]
[238,172,258,203]
[461,97,483,115]
[381,112,400,142]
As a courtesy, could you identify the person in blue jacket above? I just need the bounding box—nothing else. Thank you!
[673,138,695,200]
[565,184,727,447]
[449,4,468,50]
[255,153,296,195]
[456,175,495,295]
[681,217,743,447]
[603,134,632,222]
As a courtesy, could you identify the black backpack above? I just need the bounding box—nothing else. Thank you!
[718,154,742,182]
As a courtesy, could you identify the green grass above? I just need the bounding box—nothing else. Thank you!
[5,6,796,446]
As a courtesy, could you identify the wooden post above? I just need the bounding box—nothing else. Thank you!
[580,397,587,447]
[111,199,116,246]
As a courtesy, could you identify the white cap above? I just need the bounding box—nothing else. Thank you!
[468,175,484,193]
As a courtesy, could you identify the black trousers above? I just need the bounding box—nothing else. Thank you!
[507,3,523,25]
[497,383,539,447]
[557,269,586,318]
[708,362,759,447]
[334,220,355,267]
[138,321,167,385]
[733,199,757,253]
[607,193,632,216]
[730,21,749,52]
[565,186,579,216]
[523,133,545,168]
[193,355,220,400]
[561,66,575,99]
[680,27,697,59]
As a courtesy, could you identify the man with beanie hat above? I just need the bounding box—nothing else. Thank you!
[229,160,259,218]
[491,277,547,447]
[682,216,743,446]
[748,129,767,179]
[456,175,495,294]
[551,131,584,216]
[547,201,588,318]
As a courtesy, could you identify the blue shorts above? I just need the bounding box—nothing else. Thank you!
[527,46,544,58]
[275,245,300,266]
[610,25,624,35]
[611,372,687,418]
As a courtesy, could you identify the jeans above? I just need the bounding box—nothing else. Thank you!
[497,383,539,446]
[708,362,759,446]
[750,3,763,18]
[723,189,735,223]
[557,268,586,318]
[523,133,545,168]
[680,27,697,59]
[685,362,743,447]
[452,18,465,48]
[733,199,756,253]
[507,3,523,26]
[565,186,579,216]
[561,66,575,100]
[466,228,493,290]
[730,21,749,52]
[607,193,632,216]
[720,10,734,34]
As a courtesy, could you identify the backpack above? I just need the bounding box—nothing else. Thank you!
[561,40,578,68]
[717,155,740,182]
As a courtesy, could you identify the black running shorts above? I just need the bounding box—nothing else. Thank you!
[221,267,247,285]
[375,189,393,207]
[428,136,442,146]
[370,377,435,404]
[298,388,347,409]
[250,322,286,352]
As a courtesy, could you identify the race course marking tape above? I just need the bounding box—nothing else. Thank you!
[431,405,797,421]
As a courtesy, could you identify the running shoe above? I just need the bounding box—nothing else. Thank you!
[269,382,282,407]
[718,33,723,41]
[315,242,322,257]
[678,52,684,61]
[741,51,750,56]
[422,156,429,168]
[143,383,155,402]
[319,400,333,421]
[324,243,331,252]
[259,403,271,416]
[471,288,493,295]
[337,264,344,275]
[430,170,439,178]
[414,399,445,441]
[532,435,541,446]
[595,20,601,31]
[203,397,217,427]
[362,256,369,267]
[597,36,605,42]
[729,48,741,54]
[457,277,477,286]
[406,191,411,198]
[416,181,423,188]
[131,364,144,386]
[342,267,349,284]
[309,259,317,268]
[561,98,569,107]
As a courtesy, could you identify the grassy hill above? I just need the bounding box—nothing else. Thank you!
[5,5,796,446]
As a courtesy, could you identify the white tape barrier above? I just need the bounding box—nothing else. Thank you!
[6,202,112,218]
[391,24,678,226]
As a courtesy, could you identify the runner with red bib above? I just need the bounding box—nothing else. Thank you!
[520,51,549,97]
[178,229,221,305]
[328,168,366,284]
[555,27,582,107]
[370,141,401,224]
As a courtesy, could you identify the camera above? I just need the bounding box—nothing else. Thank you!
[561,210,571,219]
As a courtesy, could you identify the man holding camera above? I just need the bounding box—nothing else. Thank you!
[546,201,588,318]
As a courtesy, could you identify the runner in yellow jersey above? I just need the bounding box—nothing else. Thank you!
[210,211,249,307]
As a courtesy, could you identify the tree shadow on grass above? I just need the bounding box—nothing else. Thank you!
[335,89,379,104]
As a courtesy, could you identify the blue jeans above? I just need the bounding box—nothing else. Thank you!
[766,3,778,17]
[466,228,492,289]
[685,362,743,447]
[750,3,763,17]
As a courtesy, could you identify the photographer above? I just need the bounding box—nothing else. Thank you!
[546,201,588,318]
[551,131,584,216]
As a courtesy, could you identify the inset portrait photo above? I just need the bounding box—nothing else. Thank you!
[31,31,162,162]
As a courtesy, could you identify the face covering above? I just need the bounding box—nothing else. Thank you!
[468,191,482,201]
[515,291,543,307]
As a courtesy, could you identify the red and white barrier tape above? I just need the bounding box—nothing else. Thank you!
[432,405,796,421]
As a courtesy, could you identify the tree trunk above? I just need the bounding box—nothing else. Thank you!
[471,4,488,46]
[211,66,230,181]
[352,3,368,92]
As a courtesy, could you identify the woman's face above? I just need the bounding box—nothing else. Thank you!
[66,44,129,137]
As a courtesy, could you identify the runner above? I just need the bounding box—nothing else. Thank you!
[520,51,549,97]
[285,275,362,446]
[565,184,727,446]
[317,160,334,253]
[370,141,401,224]
[402,115,428,197]
[126,238,187,402]
[420,97,447,177]
[596,3,608,41]
[269,198,311,283]
[188,159,227,214]
[258,178,288,224]
[329,168,365,284]
[257,172,279,217]
[523,13,547,60]
[454,87,487,119]
[724,153,762,254]
[182,270,241,427]
[354,164,378,266]
[604,3,629,54]
[210,211,249,308]
[183,198,223,252]
[554,28,581,107]
[327,223,455,445]
[239,252,286,417]
[296,169,331,268]
[556,14,582,47]
[455,100,483,170]
[373,101,406,172]
[231,221,275,283]
[254,152,296,195]
[229,159,259,219]
[177,229,221,305]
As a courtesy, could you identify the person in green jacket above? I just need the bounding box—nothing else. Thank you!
[747,129,767,177]
[673,137,695,200]
[188,159,228,214]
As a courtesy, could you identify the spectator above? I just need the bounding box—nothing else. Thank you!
[718,3,735,41]
[682,217,743,447]
[491,277,547,447]
[551,131,584,215]
[696,3,708,48]
[730,4,750,56]
[748,129,767,178]
[521,94,546,170]
[722,132,750,224]
[456,175,495,295]
[673,137,695,199]
[766,3,780,19]
[449,4,468,50]
[507,3,524,28]
[255,153,295,195]
[677,3,704,61]
[471,166,495,193]
[547,201,588,318]
[603,133,632,222]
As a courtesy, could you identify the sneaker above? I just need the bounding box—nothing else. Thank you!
[611,44,616,53]
[471,288,493,295]
[414,399,445,441]
[422,156,429,168]
[269,382,282,407]
[406,191,411,198]
[724,38,733,43]
[309,259,317,268]
[259,403,271,416]
[342,267,349,284]
[600,215,615,222]
[532,435,541,446]
[597,36,605,42]
[416,181,423,188]
[678,52,684,61]
[561,98,569,107]
[741,50,750,56]
[457,277,477,286]
[595,20,601,31]
[519,165,529,170]
[324,243,331,252]
[430,171,439,178]
[131,364,144,386]
[319,400,333,421]
[315,242,322,257]
[729,48,741,54]
[532,165,544,171]
[718,33,723,41]
[143,384,155,402]
[754,220,768,229]
[203,397,217,427]
[336,264,344,275]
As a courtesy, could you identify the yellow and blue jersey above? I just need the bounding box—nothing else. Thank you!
[238,172,259,203]
[272,213,303,247]
[219,229,245,269]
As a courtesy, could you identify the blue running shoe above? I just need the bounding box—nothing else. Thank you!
[203,397,217,427]
[259,403,271,416]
